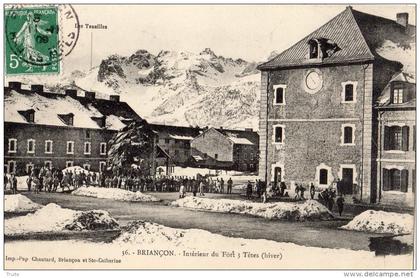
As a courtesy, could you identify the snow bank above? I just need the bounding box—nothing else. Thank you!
[341,210,413,235]
[5,194,43,213]
[5,203,119,235]
[72,186,160,202]
[172,197,333,221]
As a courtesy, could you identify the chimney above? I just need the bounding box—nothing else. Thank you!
[65,89,77,98]
[85,91,96,100]
[8,81,21,91]
[396,13,408,29]
[109,95,120,102]
[31,84,44,94]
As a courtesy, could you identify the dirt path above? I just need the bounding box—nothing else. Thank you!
[22,191,385,251]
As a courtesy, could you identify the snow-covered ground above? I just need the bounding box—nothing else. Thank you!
[5,220,412,269]
[5,203,119,235]
[172,197,333,221]
[5,194,43,213]
[72,186,160,202]
[341,210,414,235]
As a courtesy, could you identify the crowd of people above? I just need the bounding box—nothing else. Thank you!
[4,166,346,215]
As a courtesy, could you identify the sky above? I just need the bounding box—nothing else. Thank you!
[66,4,416,73]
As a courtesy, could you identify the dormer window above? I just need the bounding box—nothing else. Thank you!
[308,38,340,60]
[18,109,35,123]
[309,40,319,59]
[58,113,74,126]
[392,83,404,104]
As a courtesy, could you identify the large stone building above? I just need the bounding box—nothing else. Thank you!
[4,82,142,174]
[257,7,415,204]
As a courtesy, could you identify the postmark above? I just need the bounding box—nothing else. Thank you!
[5,4,79,75]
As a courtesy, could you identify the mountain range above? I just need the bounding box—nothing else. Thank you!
[10,48,263,130]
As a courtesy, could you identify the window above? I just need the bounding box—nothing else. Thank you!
[174,149,179,156]
[44,161,52,169]
[273,125,285,144]
[7,161,16,174]
[99,161,106,172]
[165,139,170,144]
[309,40,319,59]
[27,139,35,154]
[273,85,286,105]
[319,169,328,185]
[66,161,74,168]
[8,138,17,153]
[184,150,189,156]
[345,85,353,101]
[85,130,91,139]
[384,126,409,151]
[100,142,107,155]
[28,111,35,123]
[83,164,91,170]
[392,84,404,104]
[84,142,91,155]
[383,168,409,192]
[45,140,53,154]
[67,141,74,154]
[341,81,357,103]
[341,124,355,145]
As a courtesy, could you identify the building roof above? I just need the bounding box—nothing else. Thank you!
[4,85,142,130]
[193,127,258,146]
[258,6,414,71]
[149,123,202,140]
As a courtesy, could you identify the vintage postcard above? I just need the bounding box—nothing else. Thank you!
[2,3,416,271]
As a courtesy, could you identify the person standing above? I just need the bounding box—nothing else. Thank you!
[10,174,17,194]
[261,181,267,203]
[227,177,233,194]
[246,180,253,200]
[220,178,225,194]
[280,181,286,197]
[192,178,198,196]
[199,180,205,196]
[310,183,315,200]
[336,194,345,216]
[4,174,9,192]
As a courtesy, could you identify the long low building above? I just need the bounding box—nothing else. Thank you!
[4,82,142,174]
[4,82,259,175]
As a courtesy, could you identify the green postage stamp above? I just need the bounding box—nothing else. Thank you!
[5,6,60,74]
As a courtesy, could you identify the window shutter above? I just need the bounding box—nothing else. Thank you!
[401,169,409,192]
[382,169,390,191]
[402,126,409,151]
[384,126,390,150]
[412,169,416,193]
[402,85,409,102]
[413,125,416,151]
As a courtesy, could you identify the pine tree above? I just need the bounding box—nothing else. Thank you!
[107,119,156,173]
